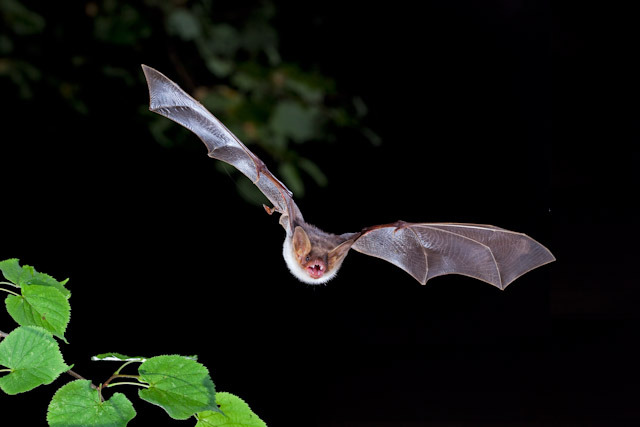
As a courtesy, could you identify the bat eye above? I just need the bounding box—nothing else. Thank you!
[305,256,310,262]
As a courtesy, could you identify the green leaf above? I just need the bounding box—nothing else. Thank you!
[47,380,136,427]
[91,353,148,362]
[91,353,198,363]
[0,258,22,284]
[196,392,268,427]
[22,268,71,298]
[0,258,70,297]
[138,355,218,420]
[0,326,70,394]
[5,284,71,342]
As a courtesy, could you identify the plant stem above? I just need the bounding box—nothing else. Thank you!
[0,287,19,296]
[105,381,149,389]
[114,360,138,375]
[102,373,142,389]
[0,281,19,288]
[66,368,98,389]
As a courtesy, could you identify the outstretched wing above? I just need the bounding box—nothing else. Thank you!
[142,64,302,232]
[350,221,555,289]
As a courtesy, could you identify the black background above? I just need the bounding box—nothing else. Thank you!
[1,1,638,426]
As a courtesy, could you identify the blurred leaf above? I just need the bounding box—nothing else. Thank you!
[202,88,239,114]
[207,24,240,57]
[167,8,201,40]
[0,35,12,53]
[0,59,41,98]
[231,71,260,92]
[93,1,150,45]
[269,100,320,144]
[0,0,45,35]
[298,157,328,187]
[361,126,383,146]
[284,77,324,104]
[0,0,378,205]
[352,96,368,117]
[278,162,304,197]
[206,56,234,78]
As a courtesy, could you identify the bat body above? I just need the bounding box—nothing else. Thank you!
[142,65,555,289]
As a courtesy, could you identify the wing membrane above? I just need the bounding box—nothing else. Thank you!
[352,222,554,289]
[142,65,302,229]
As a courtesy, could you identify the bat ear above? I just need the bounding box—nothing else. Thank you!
[293,226,311,259]
[328,241,353,271]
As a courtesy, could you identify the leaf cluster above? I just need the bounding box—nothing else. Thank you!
[0,0,379,202]
[1,259,267,426]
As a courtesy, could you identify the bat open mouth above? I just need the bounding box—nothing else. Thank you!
[306,261,326,279]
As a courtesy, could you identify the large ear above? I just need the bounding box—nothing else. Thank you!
[328,240,353,271]
[293,226,311,259]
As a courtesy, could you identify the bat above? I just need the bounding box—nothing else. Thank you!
[142,65,555,289]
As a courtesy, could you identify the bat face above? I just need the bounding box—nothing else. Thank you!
[282,237,337,284]
[282,226,351,284]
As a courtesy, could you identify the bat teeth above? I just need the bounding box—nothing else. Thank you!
[306,261,326,278]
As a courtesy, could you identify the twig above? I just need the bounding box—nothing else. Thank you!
[65,369,98,390]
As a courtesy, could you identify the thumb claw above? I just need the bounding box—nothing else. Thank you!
[263,204,275,215]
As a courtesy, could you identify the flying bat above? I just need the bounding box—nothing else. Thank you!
[142,65,555,289]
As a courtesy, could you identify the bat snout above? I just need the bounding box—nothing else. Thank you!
[305,259,326,279]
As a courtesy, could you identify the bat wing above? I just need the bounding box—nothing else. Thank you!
[142,65,302,231]
[350,222,555,289]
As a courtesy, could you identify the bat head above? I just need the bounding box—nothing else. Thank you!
[282,226,352,284]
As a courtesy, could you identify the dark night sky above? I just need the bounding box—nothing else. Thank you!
[1,1,638,426]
